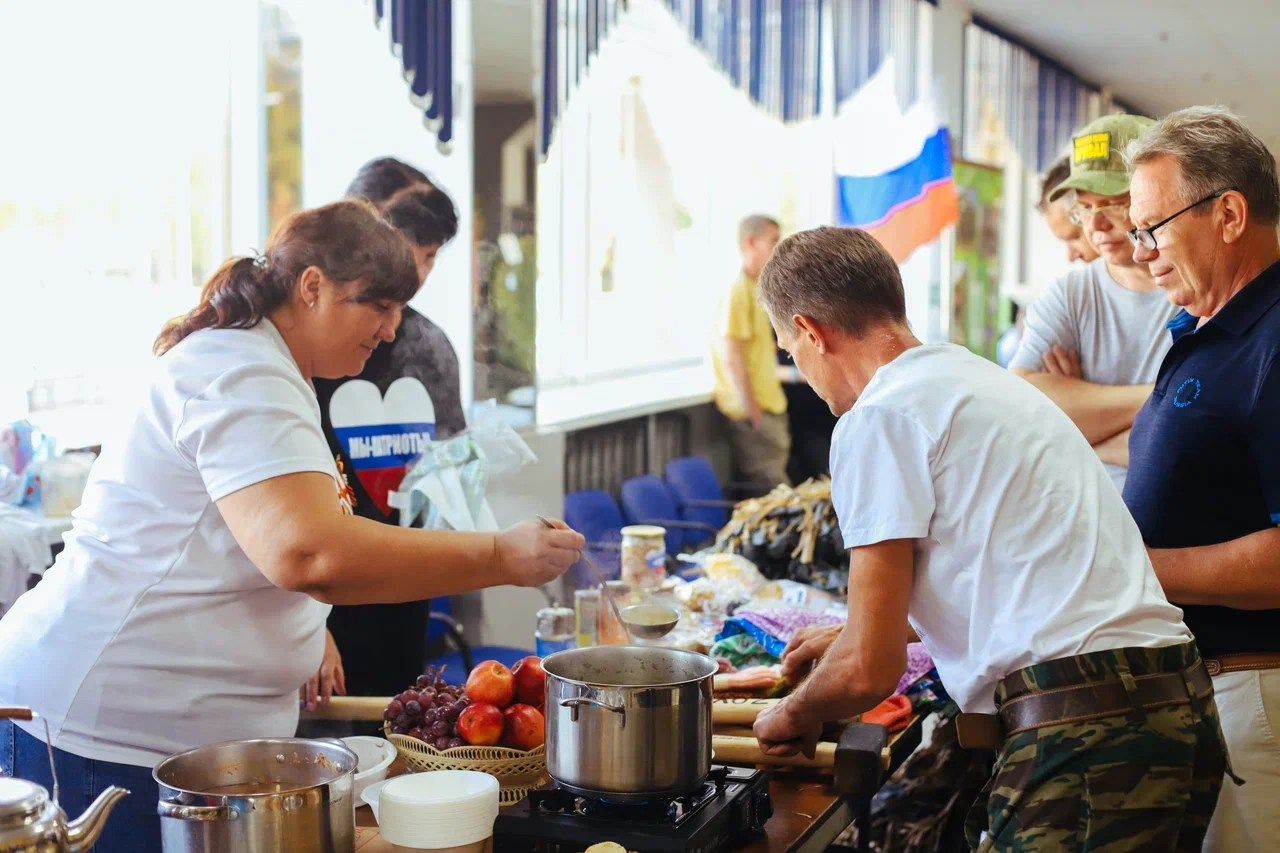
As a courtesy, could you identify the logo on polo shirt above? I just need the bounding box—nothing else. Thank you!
[329,377,437,516]
[1173,377,1202,408]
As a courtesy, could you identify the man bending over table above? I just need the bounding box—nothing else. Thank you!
[750,226,1228,852]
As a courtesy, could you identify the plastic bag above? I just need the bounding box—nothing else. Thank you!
[744,579,846,616]
[466,399,537,479]
[0,421,55,507]
[40,451,97,517]
[702,553,766,592]
[389,404,538,532]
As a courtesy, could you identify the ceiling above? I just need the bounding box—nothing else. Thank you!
[474,0,536,104]
[470,0,1280,147]
[963,0,1280,152]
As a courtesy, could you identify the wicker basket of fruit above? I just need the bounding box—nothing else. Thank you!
[383,659,549,805]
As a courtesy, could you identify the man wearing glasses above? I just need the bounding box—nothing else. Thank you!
[1009,114,1178,493]
[1123,106,1280,850]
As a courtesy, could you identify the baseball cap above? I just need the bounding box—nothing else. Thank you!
[1047,113,1155,203]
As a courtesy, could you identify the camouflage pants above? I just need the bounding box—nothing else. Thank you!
[964,641,1232,852]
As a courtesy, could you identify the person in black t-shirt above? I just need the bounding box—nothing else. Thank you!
[312,158,464,698]
[773,329,838,484]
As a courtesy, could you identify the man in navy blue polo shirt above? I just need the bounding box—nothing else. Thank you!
[1124,106,1280,850]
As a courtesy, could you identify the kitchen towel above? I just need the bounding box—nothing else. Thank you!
[861,694,913,733]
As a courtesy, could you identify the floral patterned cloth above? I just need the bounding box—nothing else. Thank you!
[716,608,939,698]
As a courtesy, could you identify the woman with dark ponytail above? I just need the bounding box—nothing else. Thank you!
[0,200,582,853]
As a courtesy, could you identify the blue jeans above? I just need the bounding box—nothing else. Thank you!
[0,720,162,853]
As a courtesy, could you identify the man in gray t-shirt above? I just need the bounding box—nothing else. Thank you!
[1009,259,1177,491]
[1010,114,1180,493]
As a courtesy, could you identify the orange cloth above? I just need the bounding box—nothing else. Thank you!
[861,694,912,733]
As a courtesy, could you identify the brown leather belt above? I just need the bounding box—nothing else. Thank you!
[1204,652,1280,676]
[955,659,1213,750]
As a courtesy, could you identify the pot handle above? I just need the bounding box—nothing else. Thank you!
[158,798,236,822]
[560,697,626,729]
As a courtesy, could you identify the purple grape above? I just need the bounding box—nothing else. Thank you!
[434,736,451,751]
[420,688,437,703]
[456,694,469,706]
[383,700,404,721]
[401,690,421,705]
[390,720,409,735]
[435,696,452,709]
[408,727,424,740]
[434,679,447,691]
[404,700,423,719]
[429,720,447,738]
[422,708,439,726]
[394,713,411,731]
[446,738,464,749]
[416,674,430,689]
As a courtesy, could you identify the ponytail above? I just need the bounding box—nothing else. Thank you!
[154,256,284,355]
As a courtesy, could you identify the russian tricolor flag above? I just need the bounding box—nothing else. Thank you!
[834,62,959,263]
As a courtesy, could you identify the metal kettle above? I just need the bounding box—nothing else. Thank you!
[0,707,128,853]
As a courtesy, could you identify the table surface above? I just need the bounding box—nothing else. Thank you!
[356,713,926,853]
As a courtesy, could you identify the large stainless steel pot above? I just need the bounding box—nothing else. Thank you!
[543,645,717,801]
[152,737,358,853]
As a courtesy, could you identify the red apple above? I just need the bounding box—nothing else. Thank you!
[457,702,504,746]
[511,656,546,707]
[501,703,545,751]
[466,660,516,707]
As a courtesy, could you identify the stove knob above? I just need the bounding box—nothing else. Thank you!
[753,791,774,826]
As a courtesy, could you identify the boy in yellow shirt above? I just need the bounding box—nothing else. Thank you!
[712,215,790,485]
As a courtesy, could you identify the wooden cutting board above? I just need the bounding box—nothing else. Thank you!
[355,827,492,852]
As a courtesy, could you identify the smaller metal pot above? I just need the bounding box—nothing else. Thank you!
[153,737,358,853]
[543,645,717,801]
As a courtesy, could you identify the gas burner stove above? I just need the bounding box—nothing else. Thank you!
[493,765,772,853]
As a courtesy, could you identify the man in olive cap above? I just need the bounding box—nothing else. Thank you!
[1009,114,1179,493]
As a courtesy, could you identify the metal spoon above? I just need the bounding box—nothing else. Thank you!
[536,515,632,643]
[619,603,680,640]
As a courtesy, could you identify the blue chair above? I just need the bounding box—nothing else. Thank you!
[563,489,625,584]
[424,597,534,684]
[619,474,720,553]
[664,456,739,533]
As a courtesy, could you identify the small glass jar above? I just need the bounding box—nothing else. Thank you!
[621,525,667,591]
[573,588,600,648]
[599,580,633,644]
[535,605,577,657]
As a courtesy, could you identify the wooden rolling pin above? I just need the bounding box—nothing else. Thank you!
[712,734,890,770]
[302,696,390,721]
[710,697,782,724]
[0,707,33,721]
[304,696,789,724]
[712,735,838,768]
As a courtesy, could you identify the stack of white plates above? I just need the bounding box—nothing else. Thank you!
[374,771,500,851]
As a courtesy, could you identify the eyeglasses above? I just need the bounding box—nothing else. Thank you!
[1126,188,1233,251]
[1067,201,1130,227]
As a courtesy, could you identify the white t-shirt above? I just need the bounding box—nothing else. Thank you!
[830,343,1189,713]
[0,321,348,766]
[1009,259,1178,492]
